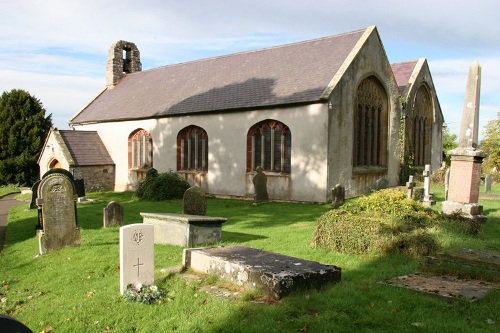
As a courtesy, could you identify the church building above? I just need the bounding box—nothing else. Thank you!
[39,26,444,202]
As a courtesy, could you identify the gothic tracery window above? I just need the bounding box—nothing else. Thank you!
[353,76,388,167]
[177,126,208,171]
[411,85,432,166]
[128,129,153,170]
[247,120,291,173]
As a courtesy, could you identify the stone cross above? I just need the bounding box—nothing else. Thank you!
[406,175,415,199]
[331,184,345,208]
[119,224,154,294]
[458,60,481,149]
[421,165,435,207]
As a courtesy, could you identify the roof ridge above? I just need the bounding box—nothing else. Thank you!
[135,27,368,75]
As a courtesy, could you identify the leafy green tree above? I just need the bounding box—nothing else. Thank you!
[481,111,500,172]
[0,89,53,186]
[442,126,458,166]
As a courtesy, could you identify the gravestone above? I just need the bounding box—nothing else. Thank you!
[253,166,269,204]
[103,201,124,227]
[331,184,345,208]
[484,174,492,192]
[29,180,41,209]
[406,175,415,199]
[74,178,86,200]
[375,177,389,191]
[442,61,486,221]
[421,165,435,207]
[444,168,450,200]
[183,186,207,216]
[36,171,80,255]
[120,224,154,294]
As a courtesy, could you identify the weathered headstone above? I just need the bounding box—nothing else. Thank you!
[442,61,486,221]
[484,174,492,192]
[103,201,124,227]
[331,184,345,208]
[444,168,450,200]
[406,175,415,199]
[253,166,269,204]
[36,171,80,255]
[375,177,389,191]
[182,186,207,215]
[119,224,154,294]
[74,178,86,200]
[421,165,435,207]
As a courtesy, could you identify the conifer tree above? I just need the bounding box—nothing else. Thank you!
[0,89,53,185]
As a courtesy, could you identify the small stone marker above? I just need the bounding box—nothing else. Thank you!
[421,165,435,207]
[331,184,345,208]
[444,168,450,200]
[406,175,415,199]
[253,166,269,204]
[183,186,207,215]
[103,201,124,227]
[484,174,492,192]
[120,224,154,294]
[375,177,389,191]
[29,180,41,209]
[36,170,80,255]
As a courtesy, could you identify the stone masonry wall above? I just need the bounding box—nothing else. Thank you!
[73,165,115,192]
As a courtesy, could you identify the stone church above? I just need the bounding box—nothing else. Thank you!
[38,26,444,202]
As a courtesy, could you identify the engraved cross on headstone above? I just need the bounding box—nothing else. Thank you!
[133,257,144,277]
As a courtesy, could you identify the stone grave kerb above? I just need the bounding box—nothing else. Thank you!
[119,224,154,294]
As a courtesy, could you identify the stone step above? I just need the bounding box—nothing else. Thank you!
[422,248,500,282]
[183,245,341,299]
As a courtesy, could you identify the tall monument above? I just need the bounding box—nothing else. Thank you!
[442,61,486,221]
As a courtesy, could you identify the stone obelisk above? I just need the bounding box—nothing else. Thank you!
[442,61,486,221]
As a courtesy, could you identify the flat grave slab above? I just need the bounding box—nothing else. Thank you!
[183,245,341,299]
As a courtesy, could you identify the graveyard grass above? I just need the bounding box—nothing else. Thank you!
[1,186,499,333]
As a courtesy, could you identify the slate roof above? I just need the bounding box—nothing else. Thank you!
[391,60,418,94]
[59,130,114,166]
[71,28,367,124]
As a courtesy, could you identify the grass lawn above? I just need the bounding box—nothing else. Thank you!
[0,187,499,332]
[0,185,20,197]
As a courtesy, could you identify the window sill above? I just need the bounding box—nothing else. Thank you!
[248,171,291,177]
[352,166,387,174]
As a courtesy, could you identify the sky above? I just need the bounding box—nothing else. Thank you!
[0,0,499,141]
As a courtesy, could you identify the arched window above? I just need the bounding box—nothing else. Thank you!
[247,120,291,173]
[177,126,208,171]
[411,85,432,166]
[128,129,153,170]
[353,76,388,167]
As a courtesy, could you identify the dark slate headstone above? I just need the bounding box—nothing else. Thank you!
[183,186,207,216]
[103,201,124,227]
[74,178,86,198]
[30,180,41,210]
[331,184,345,209]
[36,171,80,255]
[0,314,33,333]
[375,177,389,191]
[253,166,269,204]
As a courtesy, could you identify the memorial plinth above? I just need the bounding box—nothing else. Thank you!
[140,212,227,246]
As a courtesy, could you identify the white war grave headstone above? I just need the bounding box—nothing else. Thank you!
[119,224,154,294]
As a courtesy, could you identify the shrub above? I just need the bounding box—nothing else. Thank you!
[311,189,439,256]
[135,168,190,201]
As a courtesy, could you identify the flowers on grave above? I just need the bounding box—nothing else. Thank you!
[124,284,165,304]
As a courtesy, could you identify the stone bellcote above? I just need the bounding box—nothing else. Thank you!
[106,41,142,88]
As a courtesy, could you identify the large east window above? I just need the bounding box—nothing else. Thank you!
[177,126,208,171]
[353,76,388,167]
[247,120,291,173]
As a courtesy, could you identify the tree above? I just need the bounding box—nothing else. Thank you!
[442,126,458,166]
[481,111,500,172]
[0,89,53,186]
